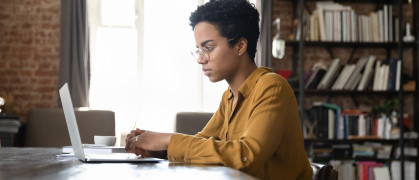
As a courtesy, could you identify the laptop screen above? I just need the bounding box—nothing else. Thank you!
[59,83,86,161]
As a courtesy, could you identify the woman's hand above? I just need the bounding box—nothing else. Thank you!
[125,128,145,152]
[125,128,173,158]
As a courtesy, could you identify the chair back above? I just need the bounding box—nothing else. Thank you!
[174,112,213,135]
[25,108,115,147]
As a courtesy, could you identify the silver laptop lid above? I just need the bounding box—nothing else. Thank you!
[59,83,86,161]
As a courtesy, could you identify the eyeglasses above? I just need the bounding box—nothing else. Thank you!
[191,38,235,62]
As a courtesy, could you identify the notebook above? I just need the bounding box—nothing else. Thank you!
[59,83,163,163]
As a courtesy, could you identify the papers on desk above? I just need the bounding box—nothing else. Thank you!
[62,144,127,154]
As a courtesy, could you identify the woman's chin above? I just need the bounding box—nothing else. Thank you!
[208,76,222,83]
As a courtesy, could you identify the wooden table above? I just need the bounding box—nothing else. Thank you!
[0,147,257,180]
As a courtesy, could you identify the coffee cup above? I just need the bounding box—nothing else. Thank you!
[94,135,116,146]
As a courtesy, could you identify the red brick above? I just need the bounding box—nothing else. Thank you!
[0,0,60,121]
[0,77,8,84]
[38,78,51,85]
[41,94,53,101]
[34,70,57,76]
[39,62,51,69]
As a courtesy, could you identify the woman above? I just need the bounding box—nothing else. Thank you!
[126,0,312,179]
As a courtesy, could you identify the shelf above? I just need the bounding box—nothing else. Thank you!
[305,138,418,144]
[293,89,416,95]
[312,156,393,162]
[278,0,411,3]
[285,40,417,48]
[311,156,418,162]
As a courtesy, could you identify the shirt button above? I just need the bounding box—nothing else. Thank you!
[171,156,176,161]
[242,157,247,162]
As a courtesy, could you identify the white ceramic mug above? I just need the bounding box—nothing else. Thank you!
[94,135,117,146]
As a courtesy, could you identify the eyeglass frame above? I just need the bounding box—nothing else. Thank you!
[191,38,236,62]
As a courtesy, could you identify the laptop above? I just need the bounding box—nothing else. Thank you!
[59,83,163,163]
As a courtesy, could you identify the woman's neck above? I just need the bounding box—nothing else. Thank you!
[227,62,257,98]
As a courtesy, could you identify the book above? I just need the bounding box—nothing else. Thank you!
[335,64,356,90]
[306,68,327,89]
[370,12,379,42]
[317,6,326,41]
[317,58,341,90]
[387,58,397,90]
[344,57,368,90]
[358,15,363,42]
[331,65,348,90]
[358,161,383,180]
[389,5,393,42]
[62,145,127,154]
[305,63,327,89]
[358,114,366,137]
[322,102,341,139]
[372,60,382,91]
[382,64,389,90]
[333,10,341,41]
[395,17,399,42]
[328,109,334,139]
[351,10,357,42]
[373,166,391,180]
[384,5,388,42]
[378,10,384,42]
[357,56,376,91]
[325,11,333,41]
[395,60,401,91]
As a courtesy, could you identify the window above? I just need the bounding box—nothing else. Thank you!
[88,0,230,143]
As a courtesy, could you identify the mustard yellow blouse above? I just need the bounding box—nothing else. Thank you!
[168,67,312,180]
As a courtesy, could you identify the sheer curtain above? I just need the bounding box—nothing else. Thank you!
[88,0,228,143]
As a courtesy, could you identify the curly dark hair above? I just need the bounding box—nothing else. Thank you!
[189,0,260,61]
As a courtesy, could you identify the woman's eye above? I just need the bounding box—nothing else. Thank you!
[205,46,214,52]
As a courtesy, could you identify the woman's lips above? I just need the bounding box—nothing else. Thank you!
[203,68,211,76]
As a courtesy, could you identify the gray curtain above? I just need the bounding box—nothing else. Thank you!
[256,0,272,67]
[59,0,90,107]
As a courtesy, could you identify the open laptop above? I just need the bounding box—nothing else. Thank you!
[59,83,163,163]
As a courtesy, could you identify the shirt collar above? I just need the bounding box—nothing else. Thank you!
[227,67,273,99]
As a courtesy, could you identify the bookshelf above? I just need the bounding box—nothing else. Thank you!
[273,0,419,179]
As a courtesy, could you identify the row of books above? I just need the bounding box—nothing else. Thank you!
[311,142,392,160]
[304,55,402,91]
[304,2,398,42]
[307,102,404,140]
[312,142,417,160]
[328,160,416,180]
[352,143,392,159]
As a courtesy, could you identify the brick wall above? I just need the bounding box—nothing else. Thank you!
[0,0,61,122]
[271,1,414,116]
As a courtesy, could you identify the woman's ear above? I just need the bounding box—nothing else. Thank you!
[236,38,248,56]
